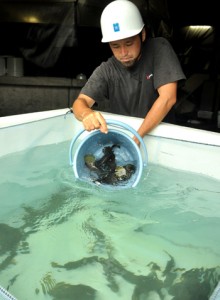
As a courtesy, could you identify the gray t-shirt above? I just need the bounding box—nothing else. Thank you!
[80,37,186,121]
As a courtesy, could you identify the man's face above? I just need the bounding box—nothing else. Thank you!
[109,34,142,68]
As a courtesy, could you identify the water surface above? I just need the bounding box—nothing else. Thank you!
[0,141,220,300]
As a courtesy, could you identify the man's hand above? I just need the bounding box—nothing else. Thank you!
[132,135,140,146]
[82,111,108,134]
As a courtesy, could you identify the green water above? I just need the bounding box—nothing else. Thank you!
[0,141,220,300]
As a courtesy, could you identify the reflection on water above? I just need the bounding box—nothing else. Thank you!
[0,141,220,300]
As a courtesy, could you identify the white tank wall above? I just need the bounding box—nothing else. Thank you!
[0,108,220,181]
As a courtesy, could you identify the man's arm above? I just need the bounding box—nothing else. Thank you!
[72,94,108,134]
[133,82,177,144]
[73,82,177,143]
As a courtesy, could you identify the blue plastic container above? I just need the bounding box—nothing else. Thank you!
[69,119,148,189]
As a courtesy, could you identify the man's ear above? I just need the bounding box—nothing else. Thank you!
[141,28,146,42]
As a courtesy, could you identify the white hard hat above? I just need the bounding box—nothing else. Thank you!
[100,0,145,43]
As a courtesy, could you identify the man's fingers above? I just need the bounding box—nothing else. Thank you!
[95,113,108,134]
[82,111,108,133]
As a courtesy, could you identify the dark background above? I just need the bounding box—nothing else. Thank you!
[0,0,219,131]
[0,0,218,78]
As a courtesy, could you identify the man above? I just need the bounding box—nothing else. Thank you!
[72,0,185,144]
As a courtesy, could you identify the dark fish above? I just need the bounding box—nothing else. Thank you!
[95,144,120,174]
[96,164,136,185]
[95,172,119,185]
[84,144,135,185]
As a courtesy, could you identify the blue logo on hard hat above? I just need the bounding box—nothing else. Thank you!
[113,23,120,32]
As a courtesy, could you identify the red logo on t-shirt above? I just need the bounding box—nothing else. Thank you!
[146,73,153,80]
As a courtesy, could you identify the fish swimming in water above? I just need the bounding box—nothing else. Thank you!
[95,164,136,185]
[84,144,135,185]
[95,144,120,174]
